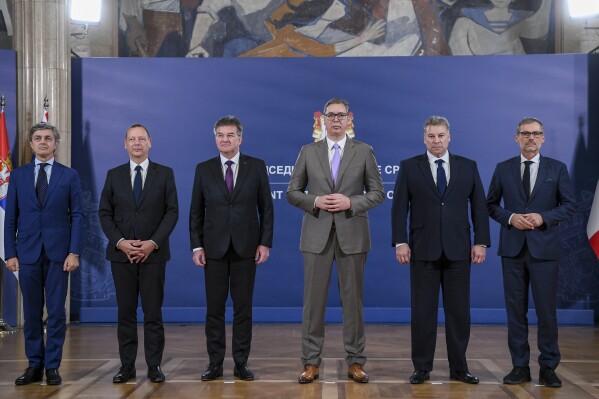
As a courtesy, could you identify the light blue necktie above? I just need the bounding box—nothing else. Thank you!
[331,143,341,184]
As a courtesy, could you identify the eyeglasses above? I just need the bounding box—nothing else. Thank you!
[324,113,349,121]
[32,136,55,143]
[519,131,543,138]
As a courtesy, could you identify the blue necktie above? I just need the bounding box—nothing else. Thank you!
[523,160,533,201]
[133,165,143,205]
[436,159,446,198]
[36,163,48,205]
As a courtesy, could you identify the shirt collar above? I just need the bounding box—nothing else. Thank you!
[326,135,347,150]
[130,158,149,171]
[35,158,55,166]
[426,151,449,164]
[220,152,240,166]
[520,153,540,163]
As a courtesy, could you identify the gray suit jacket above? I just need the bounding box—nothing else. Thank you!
[286,137,384,254]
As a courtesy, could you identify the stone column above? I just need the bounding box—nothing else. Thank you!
[13,0,71,327]
[14,0,71,166]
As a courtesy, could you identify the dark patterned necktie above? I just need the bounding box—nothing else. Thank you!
[436,159,446,198]
[36,163,48,205]
[133,165,143,205]
[523,160,533,201]
[225,160,234,194]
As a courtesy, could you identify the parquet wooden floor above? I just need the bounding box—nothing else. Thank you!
[0,324,598,398]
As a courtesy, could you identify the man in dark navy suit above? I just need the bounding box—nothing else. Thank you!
[391,116,490,385]
[4,123,83,386]
[189,115,273,381]
[99,123,179,384]
[487,117,576,388]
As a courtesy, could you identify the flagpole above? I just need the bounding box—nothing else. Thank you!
[0,95,15,334]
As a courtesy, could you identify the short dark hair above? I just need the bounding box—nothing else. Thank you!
[516,117,544,134]
[29,123,60,142]
[423,115,450,131]
[214,115,243,136]
[323,98,350,114]
[125,123,150,138]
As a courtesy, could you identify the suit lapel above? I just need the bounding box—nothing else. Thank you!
[335,138,356,189]
[444,153,459,198]
[43,162,64,205]
[117,163,136,206]
[139,160,158,205]
[510,157,527,201]
[25,163,38,204]
[529,155,546,202]
[208,156,230,199]
[417,153,438,196]
[316,139,334,190]
[231,154,250,201]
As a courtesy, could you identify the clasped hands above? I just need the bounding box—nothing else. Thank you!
[118,239,156,263]
[511,213,543,230]
[315,193,351,213]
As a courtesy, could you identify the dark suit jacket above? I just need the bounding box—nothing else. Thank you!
[487,155,576,260]
[99,160,179,263]
[4,161,83,263]
[189,154,273,259]
[391,152,490,261]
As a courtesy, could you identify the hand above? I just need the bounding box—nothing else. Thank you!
[471,245,486,264]
[193,249,206,267]
[63,254,80,272]
[510,213,535,230]
[395,245,411,264]
[118,239,147,263]
[5,257,19,272]
[359,19,386,43]
[523,213,544,228]
[131,240,157,263]
[317,194,351,212]
[255,245,270,265]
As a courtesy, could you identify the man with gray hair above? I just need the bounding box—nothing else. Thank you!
[4,123,83,386]
[487,117,576,388]
[189,115,273,381]
[391,116,490,385]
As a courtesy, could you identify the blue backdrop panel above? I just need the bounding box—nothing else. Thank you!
[70,55,598,325]
[0,49,18,326]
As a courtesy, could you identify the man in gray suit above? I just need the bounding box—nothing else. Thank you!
[286,98,384,384]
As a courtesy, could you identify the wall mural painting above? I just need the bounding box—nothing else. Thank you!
[118,0,554,58]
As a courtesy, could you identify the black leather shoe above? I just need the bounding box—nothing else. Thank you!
[503,366,531,384]
[113,366,136,383]
[45,368,62,385]
[450,371,479,384]
[539,367,562,388]
[409,370,430,384]
[234,364,254,381]
[201,365,223,381]
[15,367,43,385]
[148,366,165,383]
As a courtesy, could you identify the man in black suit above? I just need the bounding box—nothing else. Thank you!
[99,123,179,384]
[487,117,576,388]
[391,116,490,384]
[189,115,273,381]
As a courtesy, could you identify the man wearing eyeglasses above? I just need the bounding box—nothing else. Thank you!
[391,116,490,385]
[287,98,384,384]
[487,117,576,388]
[99,124,179,384]
[4,123,83,386]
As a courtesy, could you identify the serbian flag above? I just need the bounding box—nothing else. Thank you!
[588,181,599,258]
[41,106,48,123]
[0,107,12,263]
